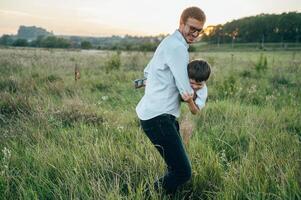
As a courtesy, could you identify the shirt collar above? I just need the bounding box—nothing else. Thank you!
[173,29,189,49]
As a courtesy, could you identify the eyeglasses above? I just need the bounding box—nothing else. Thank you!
[185,23,204,36]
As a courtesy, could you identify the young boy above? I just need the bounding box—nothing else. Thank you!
[180,59,211,145]
[183,59,211,114]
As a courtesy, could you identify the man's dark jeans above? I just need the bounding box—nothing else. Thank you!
[140,114,192,194]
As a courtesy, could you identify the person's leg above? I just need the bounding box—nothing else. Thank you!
[140,114,192,194]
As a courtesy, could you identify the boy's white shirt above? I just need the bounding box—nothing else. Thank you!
[195,84,208,109]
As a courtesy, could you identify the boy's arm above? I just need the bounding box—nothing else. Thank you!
[183,85,208,114]
[187,98,199,115]
[182,92,200,115]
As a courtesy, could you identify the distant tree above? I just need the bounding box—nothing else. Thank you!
[56,37,71,48]
[0,35,14,46]
[81,41,92,49]
[29,35,45,47]
[40,36,70,48]
[40,36,56,48]
[139,42,158,51]
[12,38,28,47]
[203,12,301,43]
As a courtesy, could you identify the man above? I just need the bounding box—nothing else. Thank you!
[136,7,206,195]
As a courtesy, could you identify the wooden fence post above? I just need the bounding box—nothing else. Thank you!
[75,64,80,81]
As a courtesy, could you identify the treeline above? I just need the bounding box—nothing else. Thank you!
[0,35,71,48]
[203,12,301,44]
[68,35,164,51]
[0,25,164,50]
[0,34,163,51]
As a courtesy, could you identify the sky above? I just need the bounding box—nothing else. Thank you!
[0,0,301,37]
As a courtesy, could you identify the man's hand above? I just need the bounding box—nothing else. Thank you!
[181,92,194,103]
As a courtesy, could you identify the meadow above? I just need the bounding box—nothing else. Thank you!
[0,47,300,200]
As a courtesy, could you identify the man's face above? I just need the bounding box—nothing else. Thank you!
[179,17,204,44]
[189,79,205,91]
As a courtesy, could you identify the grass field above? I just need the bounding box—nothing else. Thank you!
[192,42,301,52]
[0,47,300,199]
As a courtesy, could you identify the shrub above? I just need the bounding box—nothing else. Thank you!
[216,75,238,98]
[255,53,268,73]
[105,52,121,73]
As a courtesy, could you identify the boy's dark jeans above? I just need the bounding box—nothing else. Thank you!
[140,114,192,194]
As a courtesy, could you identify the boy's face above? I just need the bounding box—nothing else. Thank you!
[189,79,205,91]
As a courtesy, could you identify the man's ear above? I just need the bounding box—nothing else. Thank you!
[179,18,185,30]
[179,18,184,26]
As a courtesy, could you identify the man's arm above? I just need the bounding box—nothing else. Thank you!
[166,46,194,97]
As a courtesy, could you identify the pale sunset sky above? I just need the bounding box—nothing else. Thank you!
[0,0,300,36]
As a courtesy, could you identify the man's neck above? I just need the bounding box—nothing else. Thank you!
[176,29,190,46]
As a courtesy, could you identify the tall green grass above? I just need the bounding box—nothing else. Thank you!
[0,48,300,199]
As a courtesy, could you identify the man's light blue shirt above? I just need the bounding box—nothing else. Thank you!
[136,30,194,120]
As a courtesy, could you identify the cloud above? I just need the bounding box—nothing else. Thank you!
[0,9,53,20]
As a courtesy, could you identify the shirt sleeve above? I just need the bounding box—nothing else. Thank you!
[195,85,208,109]
[166,45,193,95]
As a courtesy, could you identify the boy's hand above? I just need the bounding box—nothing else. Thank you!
[181,92,194,103]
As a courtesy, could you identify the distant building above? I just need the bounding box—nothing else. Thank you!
[17,25,53,40]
